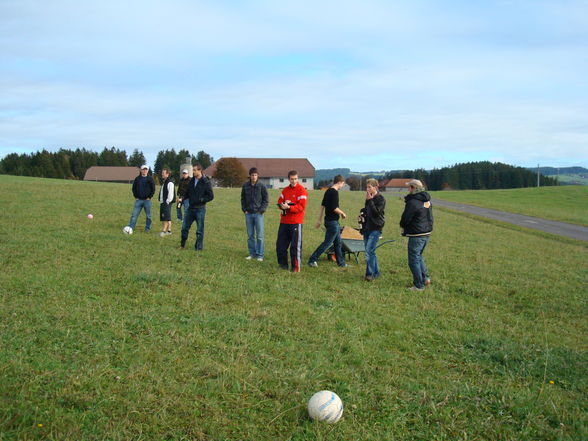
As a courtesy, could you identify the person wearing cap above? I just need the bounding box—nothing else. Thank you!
[241,167,268,261]
[125,165,155,233]
[400,179,434,291]
[176,168,191,220]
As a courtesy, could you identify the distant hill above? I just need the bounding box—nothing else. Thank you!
[315,168,388,182]
[527,166,588,186]
[529,166,588,175]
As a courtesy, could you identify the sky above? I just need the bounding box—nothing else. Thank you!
[1,0,587,171]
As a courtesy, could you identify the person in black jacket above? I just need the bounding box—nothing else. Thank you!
[400,179,434,291]
[359,178,386,281]
[176,169,191,221]
[178,164,214,251]
[125,165,156,233]
[241,167,269,261]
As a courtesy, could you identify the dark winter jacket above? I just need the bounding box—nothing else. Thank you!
[132,174,156,200]
[241,180,269,214]
[177,177,191,200]
[183,176,214,208]
[400,191,434,236]
[362,193,386,232]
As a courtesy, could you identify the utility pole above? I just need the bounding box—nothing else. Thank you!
[537,164,540,187]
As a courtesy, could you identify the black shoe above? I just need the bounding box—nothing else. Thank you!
[279,265,289,270]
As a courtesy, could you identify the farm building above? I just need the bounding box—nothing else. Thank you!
[204,158,315,189]
[83,166,140,183]
[378,178,416,192]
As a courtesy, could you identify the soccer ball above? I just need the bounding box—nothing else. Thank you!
[87,214,93,219]
[122,226,133,235]
[307,390,343,423]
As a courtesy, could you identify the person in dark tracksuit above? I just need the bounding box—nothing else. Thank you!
[125,165,155,233]
[241,167,269,261]
[400,179,434,291]
[178,164,214,251]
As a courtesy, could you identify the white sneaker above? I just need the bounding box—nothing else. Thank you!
[256,257,264,262]
[245,256,253,260]
[159,232,166,238]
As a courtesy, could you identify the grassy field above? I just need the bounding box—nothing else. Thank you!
[1,175,587,441]
[431,186,588,227]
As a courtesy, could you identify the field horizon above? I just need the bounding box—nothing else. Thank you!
[1,175,586,440]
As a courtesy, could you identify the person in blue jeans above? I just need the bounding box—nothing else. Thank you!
[359,178,386,281]
[400,179,434,291]
[241,167,269,261]
[179,164,214,251]
[125,165,155,233]
[308,174,348,268]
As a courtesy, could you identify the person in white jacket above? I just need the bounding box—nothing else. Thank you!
[158,168,175,237]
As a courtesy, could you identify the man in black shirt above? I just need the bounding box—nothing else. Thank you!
[308,175,348,267]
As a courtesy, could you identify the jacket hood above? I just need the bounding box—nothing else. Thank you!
[405,191,431,202]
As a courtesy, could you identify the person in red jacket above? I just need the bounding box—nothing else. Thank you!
[276,170,308,272]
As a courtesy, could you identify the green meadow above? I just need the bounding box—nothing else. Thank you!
[431,186,588,227]
[1,175,586,441]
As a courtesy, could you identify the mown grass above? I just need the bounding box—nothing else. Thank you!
[0,175,586,441]
[431,185,588,226]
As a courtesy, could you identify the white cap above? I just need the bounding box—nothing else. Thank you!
[182,169,189,174]
[141,164,149,170]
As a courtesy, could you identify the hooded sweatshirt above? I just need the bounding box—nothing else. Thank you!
[400,191,434,236]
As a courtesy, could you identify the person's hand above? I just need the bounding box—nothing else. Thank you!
[280,203,290,210]
[340,212,347,219]
[314,221,321,229]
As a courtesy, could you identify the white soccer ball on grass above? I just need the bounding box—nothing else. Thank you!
[122,226,133,235]
[307,390,343,423]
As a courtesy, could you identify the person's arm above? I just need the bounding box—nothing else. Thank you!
[147,177,155,199]
[400,200,416,228]
[241,184,247,213]
[315,206,325,229]
[166,182,174,204]
[288,192,307,213]
[202,179,214,203]
[260,185,269,213]
[334,207,346,219]
[132,178,138,199]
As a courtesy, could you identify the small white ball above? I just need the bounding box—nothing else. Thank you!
[87,214,93,219]
[122,226,133,235]
[308,390,343,423]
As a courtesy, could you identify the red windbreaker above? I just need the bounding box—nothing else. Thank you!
[278,183,308,224]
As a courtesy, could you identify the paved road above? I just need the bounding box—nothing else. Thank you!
[432,199,588,242]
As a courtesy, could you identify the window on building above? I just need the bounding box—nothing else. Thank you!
[302,178,307,183]
[279,178,284,183]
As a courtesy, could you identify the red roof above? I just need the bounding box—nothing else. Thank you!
[83,166,140,182]
[204,158,315,178]
[380,178,414,188]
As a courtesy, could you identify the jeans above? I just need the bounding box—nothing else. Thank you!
[128,199,152,231]
[408,236,430,288]
[181,207,206,250]
[363,230,381,278]
[309,220,345,266]
[176,199,189,220]
[245,212,265,258]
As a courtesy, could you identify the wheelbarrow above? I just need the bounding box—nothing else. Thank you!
[326,226,395,264]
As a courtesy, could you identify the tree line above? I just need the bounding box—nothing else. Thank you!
[0,147,213,182]
[385,161,558,190]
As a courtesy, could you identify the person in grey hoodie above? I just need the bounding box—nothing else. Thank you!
[400,179,434,291]
[241,167,269,261]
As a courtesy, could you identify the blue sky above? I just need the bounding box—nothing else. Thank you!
[1,0,587,170]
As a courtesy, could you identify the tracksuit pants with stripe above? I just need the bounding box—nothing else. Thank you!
[276,223,303,272]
